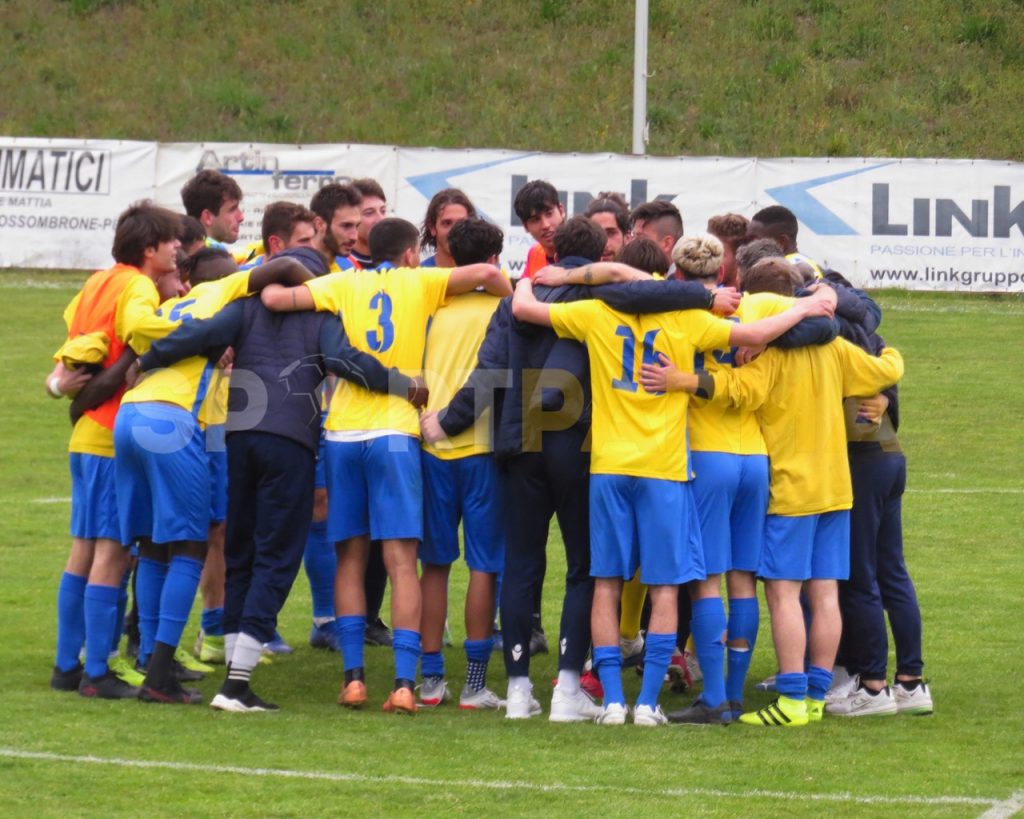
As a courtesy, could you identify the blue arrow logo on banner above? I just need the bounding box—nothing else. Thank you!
[405,153,538,221]
[765,162,894,235]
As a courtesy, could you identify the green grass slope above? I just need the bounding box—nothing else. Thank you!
[2,0,1022,159]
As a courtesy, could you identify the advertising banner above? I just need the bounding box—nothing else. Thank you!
[0,138,157,269]
[2,137,1022,292]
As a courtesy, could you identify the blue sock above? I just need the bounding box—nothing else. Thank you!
[110,569,130,654]
[392,628,421,682]
[201,606,225,637]
[304,521,336,620]
[154,556,203,649]
[55,572,87,672]
[807,665,833,702]
[638,632,675,709]
[691,597,727,708]
[725,596,759,703]
[421,650,445,679]
[464,638,493,691]
[83,584,119,678]
[135,558,168,666]
[336,615,366,671]
[776,671,808,700]
[593,645,625,706]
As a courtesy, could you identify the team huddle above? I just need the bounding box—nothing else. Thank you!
[46,168,933,726]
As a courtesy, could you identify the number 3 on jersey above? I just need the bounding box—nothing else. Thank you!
[612,325,662,393]
[366,291,395,352]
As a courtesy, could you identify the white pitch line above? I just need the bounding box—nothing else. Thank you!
[0,748,999,809]
[980,791,1024,819]
[30,496,72,504]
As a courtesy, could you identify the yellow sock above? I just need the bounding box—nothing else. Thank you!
[619,571,647,640]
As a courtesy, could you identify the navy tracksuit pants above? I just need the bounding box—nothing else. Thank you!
[501,428,592,678]
[838,444,924,680]
[224,431,315,644]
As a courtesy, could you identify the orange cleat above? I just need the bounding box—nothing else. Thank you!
[338,679,368,709]
[382,687,417,715]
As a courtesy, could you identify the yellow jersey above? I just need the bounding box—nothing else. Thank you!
[550,300,733,481]
[122,271,251,413]
[60,271,178,457]
[688,292,793,456]
[305,266,451,436]
[423,292,503,459]
[711,338,904,516]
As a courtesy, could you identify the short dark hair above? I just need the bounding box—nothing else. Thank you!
[514,180,560,223]
[553,215,606,262]
[111,201,181,267]
[421,188,477,250]
[584,194,630,235]
[615,236,669,274]
[262,201,316,251]
[309,183,362,223]
[369,217,420,266]
[751,205,799,241]
[180,170,242,219]
[706,213,749,250]
[630,200,684,240]
[447,218,503,266]
[182,246,236,286]
[742,257,801,296]
[352,178,387,203]
[735,237,784,276]
[178,215,206,247]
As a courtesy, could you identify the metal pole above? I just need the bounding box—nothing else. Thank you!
[632,0,649,155]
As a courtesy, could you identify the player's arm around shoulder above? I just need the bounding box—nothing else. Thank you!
[445,263,511,298]
[838,338,904,396]
[510,277,553,327]
[261,281,317,313]
[729,286,836,349]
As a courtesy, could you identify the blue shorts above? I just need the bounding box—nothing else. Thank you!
[114,402,210,545]
[691,451,769,575]
[204,425,228,524]
[324,435,422,542]
[760,510,851,580]
[421,452,505,573]
[69,452,122,542]
[589,474,704,586]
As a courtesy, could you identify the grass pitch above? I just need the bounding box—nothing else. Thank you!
[0,272,1022,817]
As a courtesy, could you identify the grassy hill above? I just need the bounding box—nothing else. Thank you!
[2,0,1022,160]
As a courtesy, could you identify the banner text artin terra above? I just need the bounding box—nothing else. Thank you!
[196,149,353,192]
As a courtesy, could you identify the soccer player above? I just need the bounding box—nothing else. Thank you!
[338,178,389,270]
[629,200,684,271]
[115,248,314,704]
[180,169,251,263]
[438,216,739,721]
[512,253,835,727]
[706,213,748,288]
[660,237,837,726]
[241,202,318,269]
[303,183,364,650]
[134,247,424,711]
[516,180,565,278]
[49,201,183,699]
[416,217,506,710]
[642,263,904,728]
[747,205,824,280]
[420,188,476,268]
[584,193,630,261]
[310,183,363,273]
[261,217,511,714]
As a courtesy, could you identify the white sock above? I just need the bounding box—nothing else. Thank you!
[508,675,531,692]
[557,670,580,695]
[224,632,239,665]
[313,616,335,628]
[230,633,263,677]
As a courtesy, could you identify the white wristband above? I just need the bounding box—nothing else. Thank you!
[46,374,63,399]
